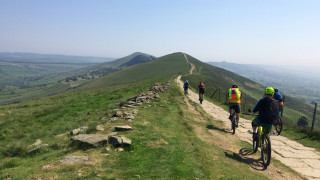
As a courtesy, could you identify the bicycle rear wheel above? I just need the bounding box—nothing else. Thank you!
[231,115,236,135]
[261,134,271,167]
[274,118,283,135]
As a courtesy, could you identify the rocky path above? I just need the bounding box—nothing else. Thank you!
[177,54,320,180]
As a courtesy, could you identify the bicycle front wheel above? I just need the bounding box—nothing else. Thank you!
[261,134,271,167]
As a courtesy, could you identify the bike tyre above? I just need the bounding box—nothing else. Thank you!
[275,118,283,135]
[261,134,271,167]
[232,117,236,135]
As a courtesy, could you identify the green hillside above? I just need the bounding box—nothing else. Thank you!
[182,54,320,148]
[0,52,306,179]
[80,52,189,89]
[0,52,156,105]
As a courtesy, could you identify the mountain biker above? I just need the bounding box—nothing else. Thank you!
[274,88,284,118]
[227,85,242,127]
[184,80,189,95]
[249,87,279,139]
[198,82,205,100]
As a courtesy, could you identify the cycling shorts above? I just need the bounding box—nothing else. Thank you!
[252,117,272,133]
[199,88,205,95]
[229,103,241,113]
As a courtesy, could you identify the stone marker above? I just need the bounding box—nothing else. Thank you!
[121,136,132,146]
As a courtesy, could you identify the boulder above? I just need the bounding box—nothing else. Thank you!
[70,126,88,136]
[125,115,135,120]
[96,125,105,131]
[109,136,123,146]
[114,111,124,117]
[121,136,132,146]
[114,125,133,131]
[71,134,108,148]
[109,117,118,122]
[59,155,91,164]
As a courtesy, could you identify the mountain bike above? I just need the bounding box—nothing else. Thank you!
[184,87,188,95]
[199,93,203,104]
[243,112,271,168]
[253,126,272,167]
[273,116,282,135]
[229,109,236,134]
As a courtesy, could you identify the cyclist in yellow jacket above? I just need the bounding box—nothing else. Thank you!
[227,85,242,127]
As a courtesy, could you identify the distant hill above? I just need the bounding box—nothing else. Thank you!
[207,61,320,104]
[0,52,156,105]
[0,52,115,64]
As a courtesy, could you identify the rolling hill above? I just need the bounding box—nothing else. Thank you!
[0,52,317,179]
[0,52,156,105]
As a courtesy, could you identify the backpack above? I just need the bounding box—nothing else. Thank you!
[184,81,189,87]
[274,91,283,102]
[229,88,240,100]
[260,98,279,124]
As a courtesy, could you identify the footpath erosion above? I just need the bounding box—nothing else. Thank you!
[178,54,320,180]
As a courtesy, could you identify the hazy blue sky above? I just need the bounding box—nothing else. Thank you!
[1,0,320,67]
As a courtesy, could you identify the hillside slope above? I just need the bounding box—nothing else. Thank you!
[0,52,306,179]
[0,52,156,105]
[182,54,320,132]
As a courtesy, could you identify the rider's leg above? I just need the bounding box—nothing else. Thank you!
[236,113,240,126]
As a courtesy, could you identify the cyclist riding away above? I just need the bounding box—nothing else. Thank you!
[198,82,205,101]
[227,85,242,127]
[249,87,279,139]
[274,88,284,118]
[184,80,189,95]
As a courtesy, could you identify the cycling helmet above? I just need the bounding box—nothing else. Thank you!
[232,85,238,88]
[265,87,275,95]
[274,88,278,92]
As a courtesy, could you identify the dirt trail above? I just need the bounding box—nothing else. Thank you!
[183,53,195,75]
[177,54,320,180]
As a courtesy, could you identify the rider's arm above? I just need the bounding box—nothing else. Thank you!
[252,98,263,113]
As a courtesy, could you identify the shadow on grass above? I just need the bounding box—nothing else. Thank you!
[224,148,267,171]
[206,124,229,134]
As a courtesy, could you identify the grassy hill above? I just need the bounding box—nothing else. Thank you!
[0,52,156,105]
[182,54,320,148]
[0,53,303,179]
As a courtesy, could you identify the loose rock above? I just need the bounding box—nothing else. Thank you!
[114,125,133,131]
[71,134,108,148]
[70,126,88,136]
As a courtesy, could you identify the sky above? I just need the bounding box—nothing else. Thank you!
[0,0,320,67]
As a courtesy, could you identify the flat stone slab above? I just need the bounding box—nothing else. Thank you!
[59,155,91,164]
[71,134,108,148]
[70,126,88,136]
[109,136,132,147]
[114,125,133,131]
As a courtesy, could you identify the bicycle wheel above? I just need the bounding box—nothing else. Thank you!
[252,135,258,153]
[232,117,236,135]
[261,134,271,167]
[274,118,283,135]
